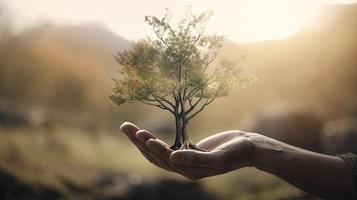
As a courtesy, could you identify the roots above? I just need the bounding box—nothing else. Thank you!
[170,140,204,151]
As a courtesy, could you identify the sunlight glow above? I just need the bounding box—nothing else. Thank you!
[220,0,322,42]
[2,0,357,43]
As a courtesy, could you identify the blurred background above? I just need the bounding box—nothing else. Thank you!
[0,0,357,199]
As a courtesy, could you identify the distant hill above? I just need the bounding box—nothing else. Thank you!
[0,22,131,114]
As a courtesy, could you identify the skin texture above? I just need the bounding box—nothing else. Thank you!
[120,122,355,200]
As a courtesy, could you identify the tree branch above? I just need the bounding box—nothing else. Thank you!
[152,27,175,56]
[186,96,216,122]
[142,100,174,114]
[150,92,175,109]
[185,78,216,100]
[181,30,205,91]
[203,51,218,73]
[188,97,194,107]
[185,89,204,114]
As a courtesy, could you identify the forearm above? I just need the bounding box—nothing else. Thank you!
[251,137,355,199]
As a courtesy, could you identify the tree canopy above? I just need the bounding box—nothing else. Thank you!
[111,10,255,123]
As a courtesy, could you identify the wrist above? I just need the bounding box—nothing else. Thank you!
[249,135,287,173]
[250,142,270,171]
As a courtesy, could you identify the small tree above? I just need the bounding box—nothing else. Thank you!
[111,10,255,150]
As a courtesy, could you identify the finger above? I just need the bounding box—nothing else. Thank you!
[119,122,153,160]
[146,139,173,161]
[144,139,177,171]
[137,146,159,164]
[135,131,174,170]
[135,130,156,143]
[120,122,140,140]
[135,137,175,171]
[169,149,223,168]
[119,122,149,155]
[119,122,155,155]
[119,122,174,171]
[197,131,239,150]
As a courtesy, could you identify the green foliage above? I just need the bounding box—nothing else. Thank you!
[111,9,255,122]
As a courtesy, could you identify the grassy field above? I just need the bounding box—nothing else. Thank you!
[0,126,301,200]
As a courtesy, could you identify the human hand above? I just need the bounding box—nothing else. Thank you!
[120,122,265,180]
[120,122,216,179]
[120,122,356,199]
[167,129,258,179]
[119,122,175,172]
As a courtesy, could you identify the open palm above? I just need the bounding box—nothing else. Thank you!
[120,122,257,180]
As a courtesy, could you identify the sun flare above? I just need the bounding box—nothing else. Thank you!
[218,0,323,43]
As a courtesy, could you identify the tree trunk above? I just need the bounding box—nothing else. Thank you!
[171,114,187,150]
[171,95,202,150]
[171,114,202,150]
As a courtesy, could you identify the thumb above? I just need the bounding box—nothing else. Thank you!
[170,150,222,168]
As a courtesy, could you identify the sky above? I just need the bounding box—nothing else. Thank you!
[2,0,357,43]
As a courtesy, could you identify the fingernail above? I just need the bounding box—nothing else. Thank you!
[120,122,130,133]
